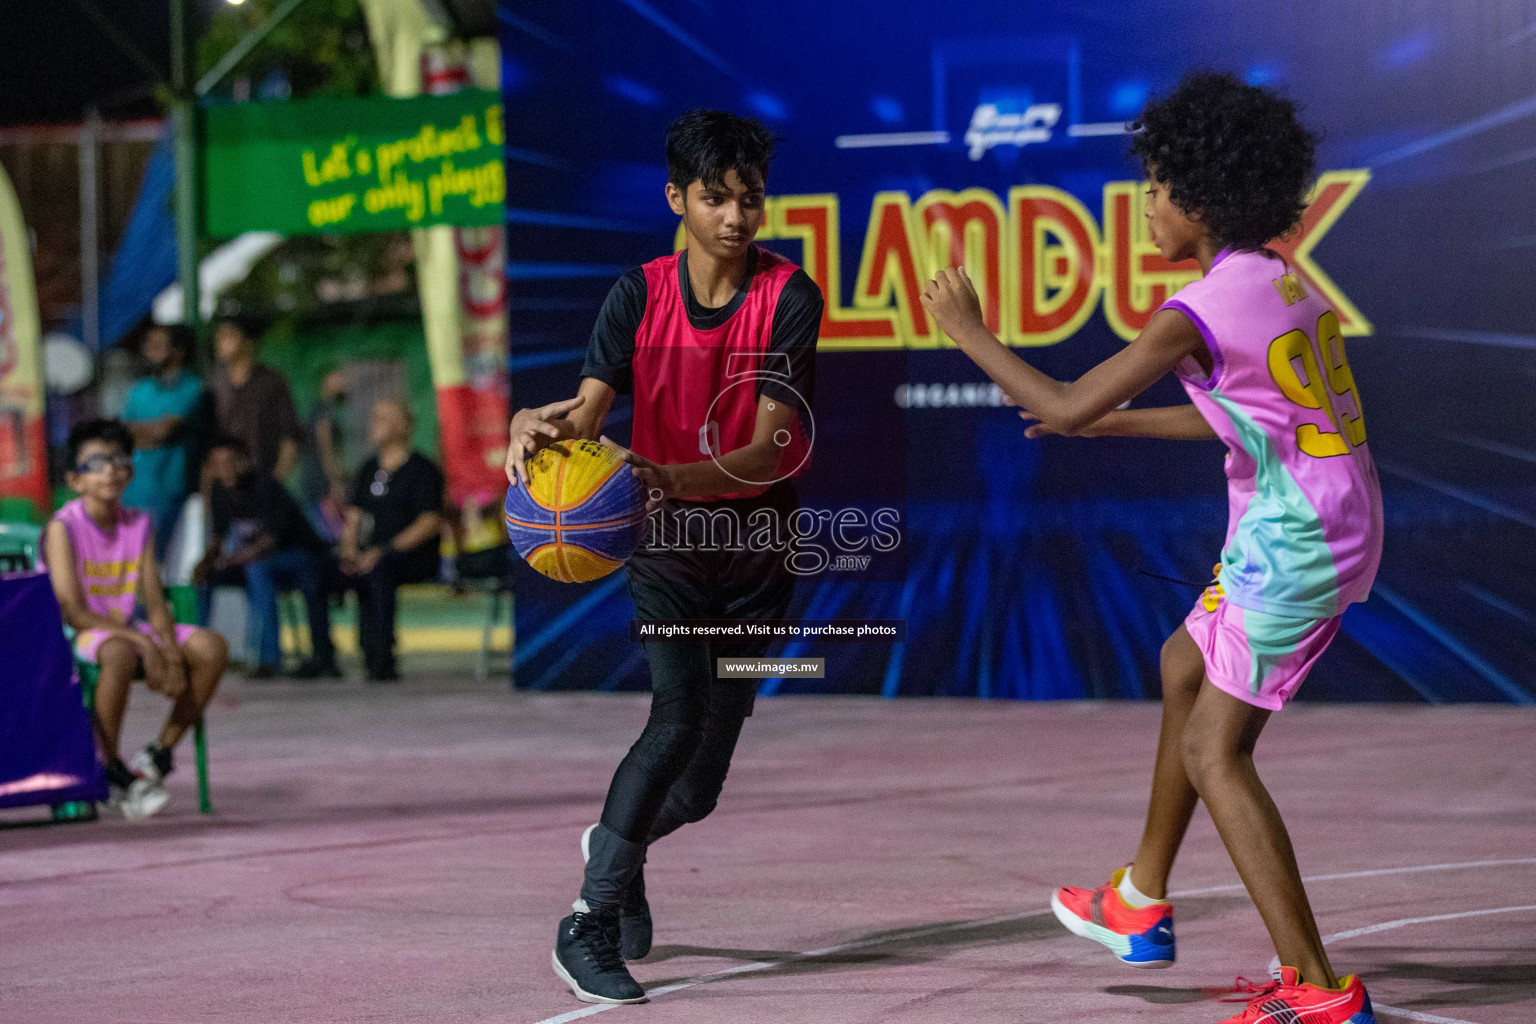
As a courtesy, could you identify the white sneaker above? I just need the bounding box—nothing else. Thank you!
[109,777,170,821]
[128,747,168,785]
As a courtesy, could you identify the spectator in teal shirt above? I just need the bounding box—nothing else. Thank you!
[121,323,205,554]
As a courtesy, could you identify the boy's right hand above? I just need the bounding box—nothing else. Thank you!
[505,395,586,487]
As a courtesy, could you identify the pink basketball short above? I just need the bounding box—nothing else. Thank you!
[1184,586,1341,711]
[74,622,198,664]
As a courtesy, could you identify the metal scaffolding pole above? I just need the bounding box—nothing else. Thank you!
[170,0,199,332]
[79,107,101,351]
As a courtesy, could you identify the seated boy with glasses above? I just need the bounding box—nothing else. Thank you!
[43,419,230,819]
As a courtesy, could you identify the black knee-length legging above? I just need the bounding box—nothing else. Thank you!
[599,574,795,844]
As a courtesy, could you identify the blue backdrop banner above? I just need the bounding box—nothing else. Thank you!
[499,0,1536,703]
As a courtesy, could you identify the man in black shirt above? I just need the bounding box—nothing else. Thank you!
[340,399,444,682]
[194,436,337,678]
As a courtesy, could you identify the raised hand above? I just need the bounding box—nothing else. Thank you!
[920,266,986,342]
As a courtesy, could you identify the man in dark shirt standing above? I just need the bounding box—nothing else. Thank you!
[340,399,444,682]
[505,110,822,1005]
[194,437,337,679]
[210,316,305,481]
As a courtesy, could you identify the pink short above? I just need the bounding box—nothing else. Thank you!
[1184,588,1341,711]
[74,622,198,664]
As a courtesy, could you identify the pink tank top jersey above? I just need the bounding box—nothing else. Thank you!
[630,245,806,500]
[50,498,151,624]
[1161,248,1384,619]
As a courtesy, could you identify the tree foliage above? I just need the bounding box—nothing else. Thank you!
[198,0,416,324]
[198,0,378,101]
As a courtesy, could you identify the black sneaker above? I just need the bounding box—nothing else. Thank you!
[581,823,653,960]
[552,903,646,1004]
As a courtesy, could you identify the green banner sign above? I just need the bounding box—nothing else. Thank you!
[202,90,505,236]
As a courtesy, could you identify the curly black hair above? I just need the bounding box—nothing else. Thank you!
[1130,70,1319,250]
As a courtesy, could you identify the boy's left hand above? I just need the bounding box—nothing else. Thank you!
[600,435,671,512]
[921,266,986,343]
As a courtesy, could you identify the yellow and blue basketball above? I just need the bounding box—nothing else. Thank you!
[504,439,648,583]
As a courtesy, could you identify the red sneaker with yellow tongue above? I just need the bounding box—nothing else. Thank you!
[1217,967,1376,1024]
[1050,865,1175,968]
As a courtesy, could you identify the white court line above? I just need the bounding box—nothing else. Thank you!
[1326,903,1536,943]
[1175,856,1536,898]
[535,911,1030,1024]
[530,857,1536,1024]
[1324,902,1536,1024]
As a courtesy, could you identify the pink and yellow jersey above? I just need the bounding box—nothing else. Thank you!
[49,498,150,625]
[1162,248,1383,619]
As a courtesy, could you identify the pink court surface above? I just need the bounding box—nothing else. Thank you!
[3,681,1534,1024]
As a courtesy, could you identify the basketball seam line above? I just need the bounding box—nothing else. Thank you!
[558,455,575,580]
[504,514,646,532]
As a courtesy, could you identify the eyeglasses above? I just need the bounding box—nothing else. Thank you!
[74,453,133,474]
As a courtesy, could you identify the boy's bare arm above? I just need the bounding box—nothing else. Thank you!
[137,543,179,645]
[137,543,189,695]
[609,393,803,502]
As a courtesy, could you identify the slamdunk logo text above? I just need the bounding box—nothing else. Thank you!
[677,171,1369,350]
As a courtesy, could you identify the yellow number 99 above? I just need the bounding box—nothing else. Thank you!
[1266,311,1366,458]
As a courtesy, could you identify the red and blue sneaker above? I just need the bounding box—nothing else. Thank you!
[1051,865,1176,968]
[1218,967,1375,1023]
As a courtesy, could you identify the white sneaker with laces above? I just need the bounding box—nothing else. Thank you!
[109,777,170,821]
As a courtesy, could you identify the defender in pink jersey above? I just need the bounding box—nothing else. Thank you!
[923,72,1379,1024]
[44,420,229,820]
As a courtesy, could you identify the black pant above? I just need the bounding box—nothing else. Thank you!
[580,485,798,907]
[599,576,794,843]
[347,548,436,675]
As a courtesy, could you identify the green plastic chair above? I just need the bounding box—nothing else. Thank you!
[0,521,41,574]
